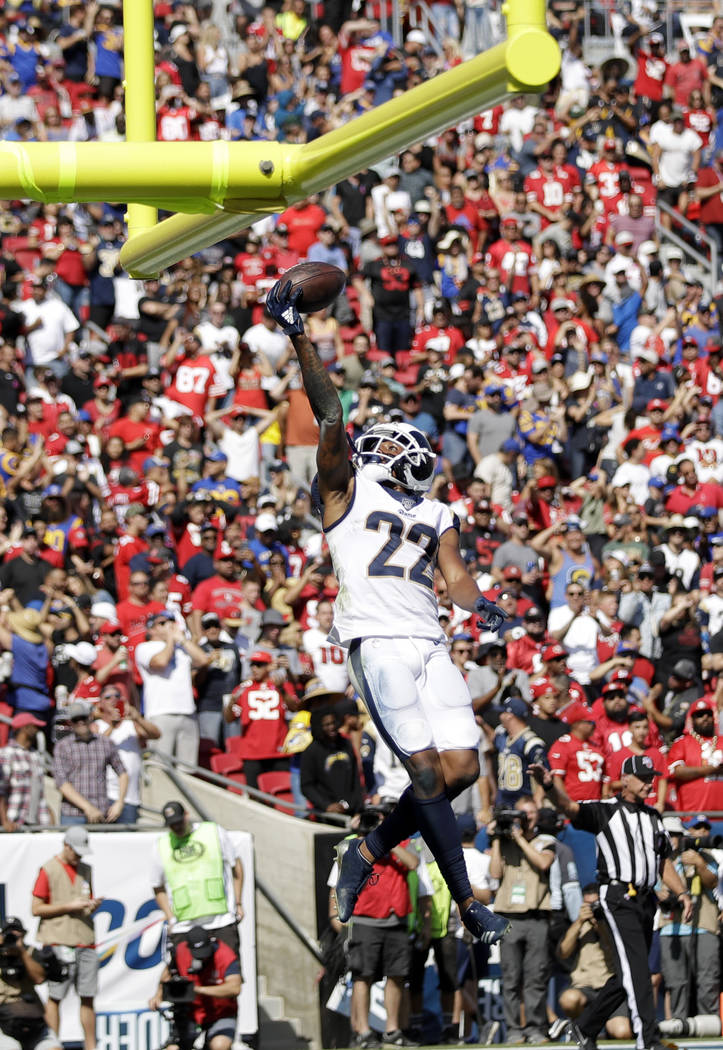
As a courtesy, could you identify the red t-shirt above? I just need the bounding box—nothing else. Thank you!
[115,533,149,602]
[191,575,245,620]
[548,734,604,801]
[228,680,289,759]
[107,418,162,475]
[668,732,723,811]
[277,203,327,256]
[665,481,723,513]
[33,859,85,901]
[697,166,723,224]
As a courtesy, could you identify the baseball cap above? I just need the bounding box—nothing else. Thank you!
[500,697,529,718]
[690,814,712,828]
[537,475,557,488]
[201,612,221,628]
[503,566,522,580]
[561,702,595,725]
[147,610,174,627]
[672,659,697,680]
[249,649,273,664]
[11,712,44,730]
[100,620,122,635]
[650,30,664,42]
[602,680,628,697]
[663,816,685,834]
[456,812,477,837]
[621,754,660,778]
[542,643,567,661]
[524,606,544,621]
[65,641,97,667]
[254,512,277,534]
[186,925,215,958]
[64,825,92,855]
[162,800,186,826]
[646,399,668,412]
[615,231,635,245]
[529,676,556,699]
[690,698,713,715]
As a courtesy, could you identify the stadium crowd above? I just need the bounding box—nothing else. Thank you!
[0,0,722,1044]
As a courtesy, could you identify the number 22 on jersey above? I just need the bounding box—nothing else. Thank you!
[365,510,438,589]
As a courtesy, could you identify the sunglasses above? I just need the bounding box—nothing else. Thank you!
[454,647,472,654]
[567,590,585,597]
[71,715,89,723]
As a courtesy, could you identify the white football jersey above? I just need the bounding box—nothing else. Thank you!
[326,471,457,645]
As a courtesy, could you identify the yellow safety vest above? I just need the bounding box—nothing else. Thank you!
[157,822,227,922]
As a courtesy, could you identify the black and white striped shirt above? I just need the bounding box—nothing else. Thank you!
[571,797,671,891]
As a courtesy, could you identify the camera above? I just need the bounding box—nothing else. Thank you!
[493,809,527,837]
[590,901,603,920]
[160,945,197,1050]
[357,801,395,835]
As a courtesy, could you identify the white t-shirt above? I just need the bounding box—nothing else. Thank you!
[241,322,288,371]
[94,718,143,805]
[611,461,651,505]
[218,423,261,482]
[135,641,196,717]
[20,297,80,365]
[649,122,702,188]
[547,606,600,684]
[149,821,240,933]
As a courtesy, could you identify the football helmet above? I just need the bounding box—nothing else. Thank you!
[352,422,436,494]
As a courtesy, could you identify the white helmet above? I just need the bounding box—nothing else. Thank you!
[352,421,436,494]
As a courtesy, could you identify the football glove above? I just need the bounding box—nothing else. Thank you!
[475,594,509,634]
[266,279,304,336]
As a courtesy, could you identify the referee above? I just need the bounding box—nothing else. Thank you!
[530,754,692,1050]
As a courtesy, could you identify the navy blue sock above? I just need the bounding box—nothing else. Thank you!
[410,791,472,904]
[366,788,472,904]
[365,787,416,859]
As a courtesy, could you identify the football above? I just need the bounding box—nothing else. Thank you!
[280,262,346,314]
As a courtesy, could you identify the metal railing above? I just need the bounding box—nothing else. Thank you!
[656,198,719,296]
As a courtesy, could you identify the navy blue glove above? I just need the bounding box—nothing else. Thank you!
[266,279,304,336]
[475,594,509,634]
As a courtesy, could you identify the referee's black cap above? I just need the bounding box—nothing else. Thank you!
[621,754,661,779]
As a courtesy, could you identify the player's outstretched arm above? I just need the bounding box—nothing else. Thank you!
[437,529,510,633]
[266,280,351,511]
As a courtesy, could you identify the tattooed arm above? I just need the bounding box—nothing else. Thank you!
[266,280,353,526]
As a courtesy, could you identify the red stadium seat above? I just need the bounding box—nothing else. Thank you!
[210,753,243,777]
[257,770,292,796]
[225,737,244,759]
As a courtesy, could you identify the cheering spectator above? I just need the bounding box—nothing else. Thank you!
[135,611,209,765]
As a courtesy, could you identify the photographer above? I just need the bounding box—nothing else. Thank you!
[0,917,61,1050]
[658,816,719,1020]
[327,806,419,1049]
[488,796,556,1045]
[149,925,240,1050]
[556,884,631,1039]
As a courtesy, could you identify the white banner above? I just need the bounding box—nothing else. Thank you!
[0,830,257,1049]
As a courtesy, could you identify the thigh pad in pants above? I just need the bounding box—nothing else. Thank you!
[348,637,478,759]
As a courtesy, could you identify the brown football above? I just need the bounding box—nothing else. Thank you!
[280,262,346,314]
